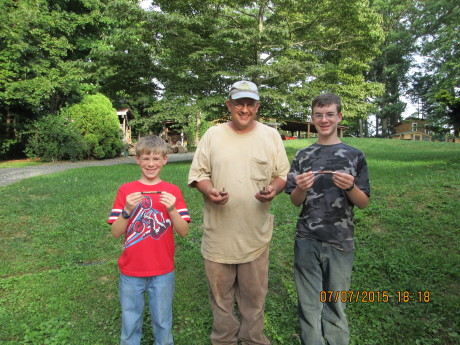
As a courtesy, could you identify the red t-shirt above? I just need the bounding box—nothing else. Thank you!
[108,180,191,277]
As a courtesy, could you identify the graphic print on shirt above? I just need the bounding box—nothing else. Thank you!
[124,196,171,249]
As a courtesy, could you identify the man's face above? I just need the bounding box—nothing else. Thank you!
[226,97,260,132]
[311,104,342,138]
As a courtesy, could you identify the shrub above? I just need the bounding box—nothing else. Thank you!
[65,94,123,159]
[0,138,24,160]
[25,114,86,162]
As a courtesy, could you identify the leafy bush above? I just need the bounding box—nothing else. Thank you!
[65,94,123,159]
[0,138,24,160]
[25,114,86,162]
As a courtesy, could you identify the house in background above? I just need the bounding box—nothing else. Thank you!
[391,119,432,142]
[117,108,134,144]
[445,135,460,144]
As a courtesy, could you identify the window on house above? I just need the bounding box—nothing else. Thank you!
[412,122,418,132]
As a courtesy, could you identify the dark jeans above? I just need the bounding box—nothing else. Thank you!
[294,238,354,345]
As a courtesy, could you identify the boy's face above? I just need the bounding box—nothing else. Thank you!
[311,104,342,139]
[135,151,168,184]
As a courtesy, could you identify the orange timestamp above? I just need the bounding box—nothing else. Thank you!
[320,290,431,303]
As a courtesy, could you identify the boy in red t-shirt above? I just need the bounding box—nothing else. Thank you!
[108,135,190,345]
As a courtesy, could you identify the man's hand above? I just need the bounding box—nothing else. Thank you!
[255,185,277,202]
[206,187,229,205]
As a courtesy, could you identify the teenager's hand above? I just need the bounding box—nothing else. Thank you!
[295,172,315,191]
[332,171,355,191]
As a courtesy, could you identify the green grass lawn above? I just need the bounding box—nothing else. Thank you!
[0,138,459,344]
[0,158,44,169]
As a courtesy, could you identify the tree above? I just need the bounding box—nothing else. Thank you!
[0,0,102,158]
[409,0,460,136]
[0,0,154,159]
[150,0,385,138]
[89,0,161,112]
[366,0,416,137]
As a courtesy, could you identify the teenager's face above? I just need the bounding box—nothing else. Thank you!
[311,104,342,139]
[135,151,168,184]
[226,98,260,133]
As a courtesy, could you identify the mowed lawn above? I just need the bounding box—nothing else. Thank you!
[0,138,459,344]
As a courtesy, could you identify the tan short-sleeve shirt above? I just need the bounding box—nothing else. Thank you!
[188,122,290,263]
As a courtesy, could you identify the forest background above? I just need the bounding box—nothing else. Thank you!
[0,0,459,160]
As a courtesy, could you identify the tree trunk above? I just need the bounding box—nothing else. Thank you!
[194,112,202,146]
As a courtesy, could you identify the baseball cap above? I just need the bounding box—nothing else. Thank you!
[228,80,260,100]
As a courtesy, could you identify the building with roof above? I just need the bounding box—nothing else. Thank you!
[117,108,134,143]
[391,119,432,142]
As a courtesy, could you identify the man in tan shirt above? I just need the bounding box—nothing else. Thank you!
[188,80,290,345]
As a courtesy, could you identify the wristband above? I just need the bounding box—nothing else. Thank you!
[344,182,355,192]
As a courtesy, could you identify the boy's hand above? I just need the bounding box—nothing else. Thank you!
[295,172,315,191]
[159,192,177,212]
[125,192,144,213]
[332,171,355,191]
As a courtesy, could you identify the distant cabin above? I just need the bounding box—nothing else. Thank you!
[446,136,460,144]
[392,119,432,142]
[117,108,134,144]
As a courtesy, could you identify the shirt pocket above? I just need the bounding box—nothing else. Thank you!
[250,156,271,181]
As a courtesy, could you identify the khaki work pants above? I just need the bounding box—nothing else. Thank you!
[204,247,271,345]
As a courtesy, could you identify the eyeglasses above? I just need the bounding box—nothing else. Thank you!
[231,100,259,110]
[312,113,338,120]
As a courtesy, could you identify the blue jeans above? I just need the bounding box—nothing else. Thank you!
[294,238,354,345]
[119,272,175,345]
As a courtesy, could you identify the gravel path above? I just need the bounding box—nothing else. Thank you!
[0,152,195,187]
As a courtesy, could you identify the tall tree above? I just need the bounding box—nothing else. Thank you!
[0,0,104,157]
[409,0,460,136]
[366,0,416,137]
[89,0,160,112]
[150,0,385,136]
[0,0,153,158]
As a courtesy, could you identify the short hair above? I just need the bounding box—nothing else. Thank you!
[312,93,342,113]
[135,135,168,157]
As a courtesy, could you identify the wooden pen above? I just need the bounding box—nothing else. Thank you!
[312,170,335,175]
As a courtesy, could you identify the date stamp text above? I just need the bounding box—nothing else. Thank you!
[320,290,431,303]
